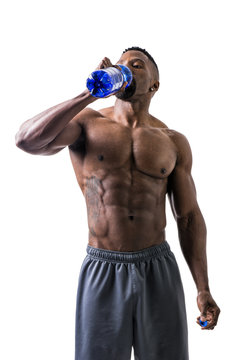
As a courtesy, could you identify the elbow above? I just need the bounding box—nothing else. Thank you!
[177,207,207,235]
[15,132,25,148]
[15,132,29,150]
[15,132,50,155]
[15,132,33,152]
[177,210,196,229]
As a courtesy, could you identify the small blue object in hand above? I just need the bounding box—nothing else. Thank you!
[199,319,208,327]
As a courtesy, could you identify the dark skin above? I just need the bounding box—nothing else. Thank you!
[15,50,220,330]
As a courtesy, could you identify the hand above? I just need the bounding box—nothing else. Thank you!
[86,57,115,99]
[95,56,114,71]
[94,57,128,98]
[196,290,221,330]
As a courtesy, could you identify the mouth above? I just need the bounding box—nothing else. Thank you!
[115,77,137,100]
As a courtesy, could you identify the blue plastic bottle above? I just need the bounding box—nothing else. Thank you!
[86,64,133,98]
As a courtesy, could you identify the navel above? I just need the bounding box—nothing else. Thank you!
[161,168,166,174]
[129,215,134,221]
[98,154,104,161]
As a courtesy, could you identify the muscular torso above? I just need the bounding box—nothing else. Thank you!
[68,106,178,251]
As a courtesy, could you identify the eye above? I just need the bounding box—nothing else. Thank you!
[132,64,142,69]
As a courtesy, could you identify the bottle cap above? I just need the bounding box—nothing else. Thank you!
[199,319,208,327]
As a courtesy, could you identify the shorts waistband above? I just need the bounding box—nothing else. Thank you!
[86,240,172,263]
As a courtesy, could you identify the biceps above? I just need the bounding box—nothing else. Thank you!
[46,120,82,151]
[167,167,198,218]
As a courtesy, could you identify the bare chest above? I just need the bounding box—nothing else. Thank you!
[69,117,178,187]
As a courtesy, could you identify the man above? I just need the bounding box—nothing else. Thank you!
[15,46,220,360]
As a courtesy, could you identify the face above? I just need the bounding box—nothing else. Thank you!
[115,50,159,101]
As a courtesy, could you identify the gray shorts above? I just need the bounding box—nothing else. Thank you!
[75,240,189,360]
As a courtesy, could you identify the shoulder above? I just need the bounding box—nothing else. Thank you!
[150,117,192,158]
[98,106,114,119]
[164,129,193,170]
[148,115,169,128]
[76,106,114,124]
[165,129,191,146]
[74,107,104,127]
[148,117,192,164]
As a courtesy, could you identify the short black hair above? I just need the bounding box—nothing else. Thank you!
[122,46,159,76]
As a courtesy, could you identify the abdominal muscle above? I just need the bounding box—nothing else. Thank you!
[84,168,167,252]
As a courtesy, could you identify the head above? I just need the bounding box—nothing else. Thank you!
[115,46,160,101]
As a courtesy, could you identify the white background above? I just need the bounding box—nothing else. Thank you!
[1,0,239,359]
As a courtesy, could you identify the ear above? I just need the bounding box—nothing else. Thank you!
[154,80,160,91]
[149,80,160,94]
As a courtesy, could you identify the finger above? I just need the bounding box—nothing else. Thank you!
[96,62,104,70]
[196,314,211,328]
[201,325,215,330]
[203,309,219,325]
[213,307,221,322]
[201,321,217,330]
[97,58,109,69]
[104,60,111,67]
[103,57,112,65]
[200,307,216,321]
[196,318,201,324]
[102,61,108,69]
[102,57,112,67]
[103,56,110,63]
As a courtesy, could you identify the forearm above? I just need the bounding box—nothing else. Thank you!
[177,207,210,294]
[15,89,96,150]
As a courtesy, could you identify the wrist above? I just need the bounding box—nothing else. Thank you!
[74,88,97,104]
[197,287,210,295]
[82,88,98,102]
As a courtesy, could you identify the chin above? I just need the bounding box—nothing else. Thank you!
[115,78,137,100]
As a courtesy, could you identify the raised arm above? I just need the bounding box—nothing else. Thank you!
[167,130,220,330]
[14,87,99,155]
[15,57,116,156]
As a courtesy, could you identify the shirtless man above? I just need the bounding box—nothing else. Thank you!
[15,46,220,360]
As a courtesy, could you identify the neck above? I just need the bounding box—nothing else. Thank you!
[113,97,151,128]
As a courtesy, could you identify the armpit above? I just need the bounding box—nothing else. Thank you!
[69,135,85,152]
